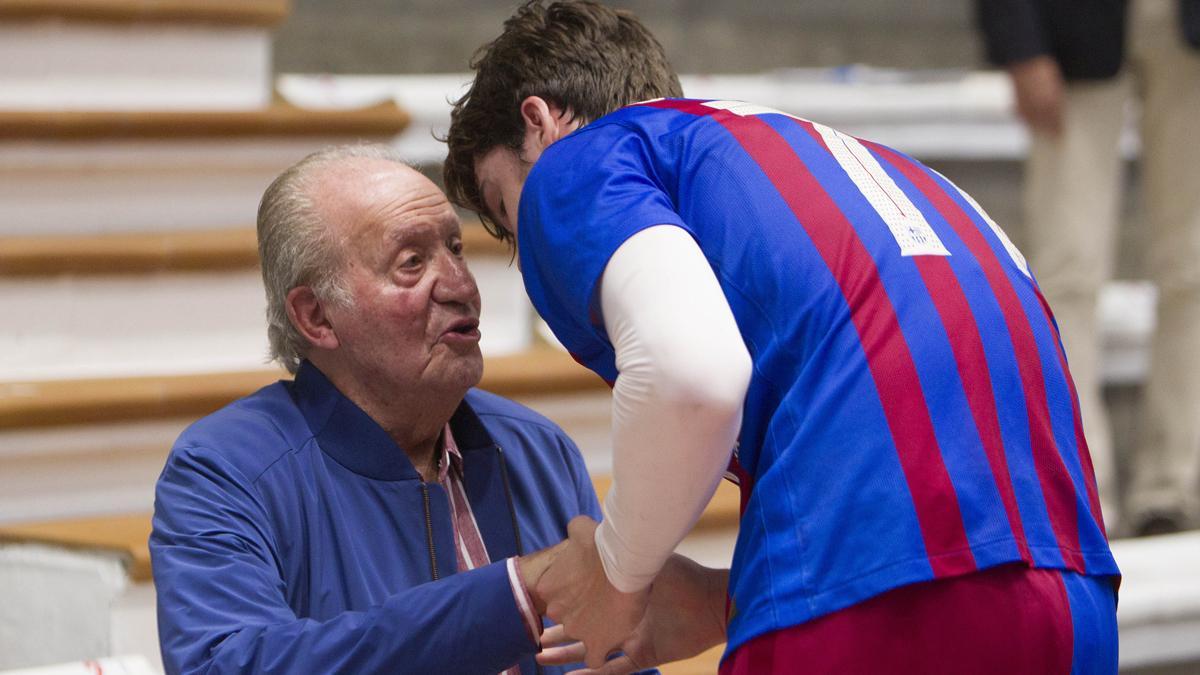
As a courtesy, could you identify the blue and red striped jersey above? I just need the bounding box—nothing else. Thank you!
[516,99,1118,655]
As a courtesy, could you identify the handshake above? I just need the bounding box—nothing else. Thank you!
[518,516,729,674]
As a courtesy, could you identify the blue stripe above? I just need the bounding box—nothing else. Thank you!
[1060,571,1119,674]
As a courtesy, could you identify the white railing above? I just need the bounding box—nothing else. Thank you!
[277,69,1140,165]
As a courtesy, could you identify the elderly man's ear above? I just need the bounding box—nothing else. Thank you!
[286,286,340,351]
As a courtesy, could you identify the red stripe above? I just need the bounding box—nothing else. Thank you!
[646,99,974,576]
[866,141,1086,571]
[446,475,490,570]
[727,453,754,515]
[1033,288,1108,539]
[913,257,1035,562]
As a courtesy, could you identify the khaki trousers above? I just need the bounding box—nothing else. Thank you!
[1025,0,1200,530]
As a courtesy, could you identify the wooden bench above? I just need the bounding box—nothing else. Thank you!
[0,347,609,431]
[0,101,410,141]
[0,224,507,276]
[0,0,291,26]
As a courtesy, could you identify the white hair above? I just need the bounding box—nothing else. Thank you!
[256,143,411,373]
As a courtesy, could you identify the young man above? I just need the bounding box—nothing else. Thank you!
[445,2,1120,672]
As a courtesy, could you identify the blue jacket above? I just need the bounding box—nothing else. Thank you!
[150,361,602,674]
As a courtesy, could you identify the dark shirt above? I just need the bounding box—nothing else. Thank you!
[976,0,1200,81]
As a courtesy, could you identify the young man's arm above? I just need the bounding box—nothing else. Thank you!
[596,224,751,591]
[534,224,747,667]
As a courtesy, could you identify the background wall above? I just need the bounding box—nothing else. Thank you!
[275,0,983,74]
[275,0,1150,282]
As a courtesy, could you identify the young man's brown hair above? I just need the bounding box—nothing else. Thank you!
[443,0,682,242]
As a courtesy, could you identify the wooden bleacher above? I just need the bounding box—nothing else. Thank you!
[2,340,595,432]
[0,0,291,26]
[0,100,410,140]
[0,224,505,276]
[0,4,1193,660]
[0,347,610,431]
[0,228,261,275]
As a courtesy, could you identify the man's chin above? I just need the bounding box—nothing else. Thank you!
[441,352,485,390]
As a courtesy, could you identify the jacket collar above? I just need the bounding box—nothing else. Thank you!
[288,361,496,481]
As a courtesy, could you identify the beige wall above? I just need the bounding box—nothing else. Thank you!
[274,0,983,74]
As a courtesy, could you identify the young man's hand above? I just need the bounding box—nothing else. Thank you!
[537,553,729,674]
[519,540,568,614]
[533,516,650,669]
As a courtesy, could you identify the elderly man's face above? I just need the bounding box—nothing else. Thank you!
[317,159,483,395]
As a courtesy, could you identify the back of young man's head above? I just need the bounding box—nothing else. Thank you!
[443,0,681,240]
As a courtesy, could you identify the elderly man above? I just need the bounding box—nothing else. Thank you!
[149,145,601,674]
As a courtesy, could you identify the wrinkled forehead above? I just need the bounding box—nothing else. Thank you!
[315,159,459,247]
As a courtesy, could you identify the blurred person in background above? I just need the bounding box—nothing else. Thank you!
[977,0,1200,535]
[445,2,1120,672]
[150,145,602,674]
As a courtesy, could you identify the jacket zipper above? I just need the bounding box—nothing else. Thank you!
[495,445,525,556]
[497,445,544,675]
[420,482,439,581]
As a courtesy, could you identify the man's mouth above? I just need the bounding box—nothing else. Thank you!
[441,318,482,342]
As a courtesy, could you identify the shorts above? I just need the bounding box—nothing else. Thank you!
[719,563,1118,674]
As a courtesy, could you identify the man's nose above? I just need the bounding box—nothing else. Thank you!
[432,252,479,305]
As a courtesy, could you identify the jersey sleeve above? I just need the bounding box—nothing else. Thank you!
[517,123,690,369]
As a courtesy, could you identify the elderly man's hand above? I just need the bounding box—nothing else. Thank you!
[533,516,649,669]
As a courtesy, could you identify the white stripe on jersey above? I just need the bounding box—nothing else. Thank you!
[701,99,950,258]
[931,168,1031,278]
[811,123,950,258]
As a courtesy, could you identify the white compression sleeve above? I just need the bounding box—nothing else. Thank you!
[594,225,751,593]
